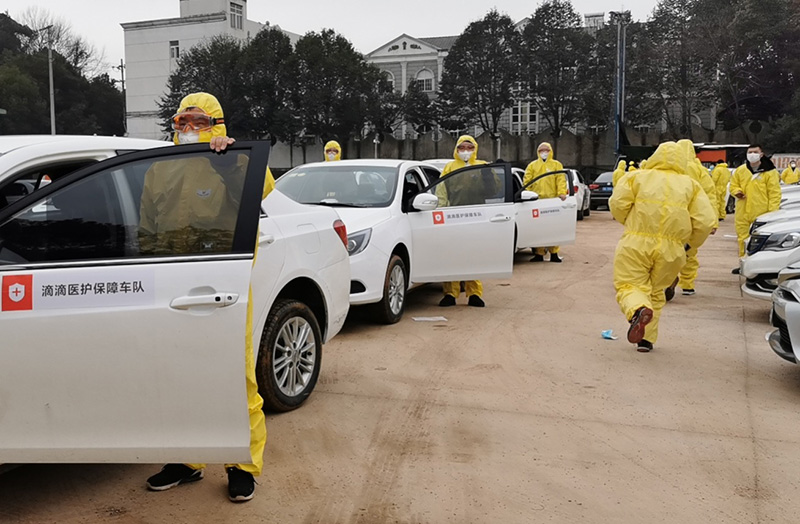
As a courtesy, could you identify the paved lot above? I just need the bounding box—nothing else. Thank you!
[3,211,799,524]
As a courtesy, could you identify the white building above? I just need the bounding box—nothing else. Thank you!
[122,0,299,139]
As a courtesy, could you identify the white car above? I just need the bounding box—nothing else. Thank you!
[276,159,517,324]
[769,264,800,363]
[512,167,589,222]
[511,168,578,251]
[749,208,800,235]
[0,141,350,464]
[741,218,800,300]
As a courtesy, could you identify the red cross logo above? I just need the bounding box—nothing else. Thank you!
[2,275,33,311]
[433,211,445,225]
[532,209,540,219]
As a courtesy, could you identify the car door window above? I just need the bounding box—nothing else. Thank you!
[401,168,427,212]
[0,149,258,266]
[0,160,99,211]
[420,167,441,186]
[425,164,510,208]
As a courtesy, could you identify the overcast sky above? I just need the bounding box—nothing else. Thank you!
[11,0,657,74]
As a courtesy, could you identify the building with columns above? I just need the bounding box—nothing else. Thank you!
[122,0,299,139]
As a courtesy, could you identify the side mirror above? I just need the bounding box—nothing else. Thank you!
[520,190,539,202]
[412,193,439,211]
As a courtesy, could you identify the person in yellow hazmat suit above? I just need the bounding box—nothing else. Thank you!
[628,161,638,171]
[782,160,799,185]
[711,161,731,220]
[437,135,493,308]
[730,144,781,264]
[523,142,568,263]
[612,160,627,187]
[143,92,272,503]
[324,140,342,162]
[611,141,716,352]
[664,141,719,299]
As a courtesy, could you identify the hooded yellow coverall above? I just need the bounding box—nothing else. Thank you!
[611,142,716,344]
[782,166,800,185]
[628,161,638,172]
[730,160,781,257]
[710,163,731,220]
[523,142,568,256]
[612,160,627,187]
[140,92,270,477]
[676,145,719,290]
[324,140,342,162]
[439,135,488,299]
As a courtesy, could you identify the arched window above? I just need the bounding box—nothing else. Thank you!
[414,69,434,92]
[384,71,395,92]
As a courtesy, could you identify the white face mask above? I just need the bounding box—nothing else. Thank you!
[791,163,797,169]
[327,152,338,161]
[539,152,550,161]
[458,151,472,162]
[177,131,201,144]
[747,152,762,164]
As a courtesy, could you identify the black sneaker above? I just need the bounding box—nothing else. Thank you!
[146,464,203,491]
[665,277,679,302]
[627,307,653,344]
[682,288,696,296]
[530,254,545,262]
[637,339,654,353]
[439,295,456,307]
[467,295,485,307]
[731,267,740,275]
[550,253,562,263]
[227,467,255,502]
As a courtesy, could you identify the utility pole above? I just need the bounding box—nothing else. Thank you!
[39,25,56,135]
[609,11,630,157]
[116,59,127,135]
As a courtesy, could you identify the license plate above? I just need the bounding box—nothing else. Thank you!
[602,187,612,192]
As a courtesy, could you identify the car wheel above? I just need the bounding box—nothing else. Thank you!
[256,299,322,412]
[577,208,584,221]
[726,196,735,215]
[583,206,590,217]
[373,255,407,324]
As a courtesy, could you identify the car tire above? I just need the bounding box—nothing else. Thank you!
[726,196,735,215]
[577,208,584,221]
[256,299,323,413]
[372,255,407,324]
[583,206,590,217]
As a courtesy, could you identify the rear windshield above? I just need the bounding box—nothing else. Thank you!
[276,165,399,207]
[595,172,613,183]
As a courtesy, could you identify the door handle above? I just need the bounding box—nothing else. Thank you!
[562,202,578,209]
[170,293,239,310]
[490,215,512,223]
[260,234,275,245]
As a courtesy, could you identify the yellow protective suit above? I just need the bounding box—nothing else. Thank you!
[611,142,716,344]
[628,161,638,172]
[711,163,730,219]
[439,135,487,299]
[676,142,719,291]
[730,158,782,257]
[143,92,268,477]
[324,140,342,162]
[612,160,627,187]
[782,166,800,185]
[523,142,568,256]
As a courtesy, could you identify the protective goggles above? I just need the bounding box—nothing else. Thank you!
[171,112,224,132]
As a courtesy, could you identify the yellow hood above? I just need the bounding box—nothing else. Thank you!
[718,163,728,168]
[645,142,691,174]
[324,141,342,162]
[616,161,626,170]
[173,92,227,144]
[453,135,479,164]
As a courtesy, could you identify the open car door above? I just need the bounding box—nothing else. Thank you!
[407,163,515,282]
[515,169,578,250]
[0,141,269,463]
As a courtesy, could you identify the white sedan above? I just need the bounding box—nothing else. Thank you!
[0,140,350,464]
[276,159,518,323]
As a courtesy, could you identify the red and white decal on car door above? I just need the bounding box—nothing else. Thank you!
[433,211,445,225]
[532,209,540,219]
[2,275,33,311]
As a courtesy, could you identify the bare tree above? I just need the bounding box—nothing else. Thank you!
[17,6,107,77]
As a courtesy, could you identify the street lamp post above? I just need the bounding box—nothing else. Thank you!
[35,25,56,134]
[609,11,630,157]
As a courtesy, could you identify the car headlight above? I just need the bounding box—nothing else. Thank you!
[764,232,800,251]
[346,228,372,256]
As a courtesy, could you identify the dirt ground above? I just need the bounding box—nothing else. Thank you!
[2,211,798,524]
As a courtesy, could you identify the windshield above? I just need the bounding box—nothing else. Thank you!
[276,165,399,207]
[595,172,613,183]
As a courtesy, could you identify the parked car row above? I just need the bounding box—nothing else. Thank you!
[0,136,581,465]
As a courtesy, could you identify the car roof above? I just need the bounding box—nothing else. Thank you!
[0,135,168,156]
